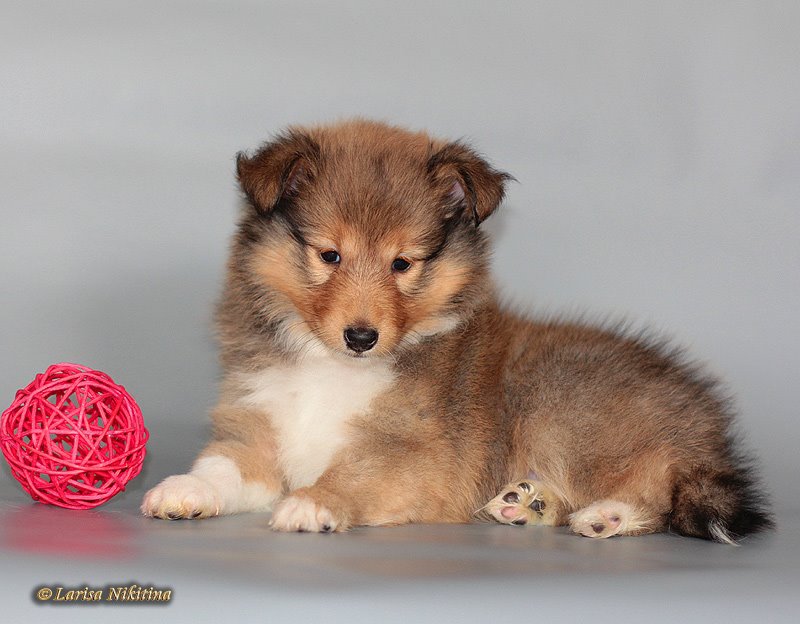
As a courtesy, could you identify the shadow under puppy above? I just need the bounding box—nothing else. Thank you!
[142,119,772,542]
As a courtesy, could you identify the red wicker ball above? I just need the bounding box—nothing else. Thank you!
[0,363,149,509]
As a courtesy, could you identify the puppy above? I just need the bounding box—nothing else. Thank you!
[142,119,772,542]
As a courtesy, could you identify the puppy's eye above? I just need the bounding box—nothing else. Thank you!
[320,250,341,264]
[391,257,412,272]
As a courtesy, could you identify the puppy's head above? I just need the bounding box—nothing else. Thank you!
[233,120,511,359]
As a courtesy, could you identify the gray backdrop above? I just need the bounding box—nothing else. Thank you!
[1,0,798,514]
[2,3,799,622]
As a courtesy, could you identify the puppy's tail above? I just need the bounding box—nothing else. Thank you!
[668,463,773,545]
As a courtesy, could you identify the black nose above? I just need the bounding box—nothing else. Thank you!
[343,327,379,353]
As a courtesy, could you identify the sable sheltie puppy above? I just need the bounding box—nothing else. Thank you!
[142,119,772,542]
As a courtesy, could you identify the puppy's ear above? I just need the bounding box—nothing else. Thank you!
[236,130,320,213]
[427,142,513,226]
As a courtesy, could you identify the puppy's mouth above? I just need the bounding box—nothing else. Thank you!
[337,347,399,365]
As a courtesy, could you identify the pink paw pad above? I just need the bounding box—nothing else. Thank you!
[501,506,525,523]
[482,480,558,527]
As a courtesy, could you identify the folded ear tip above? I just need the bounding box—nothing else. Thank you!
[234,131,319,213]
[428,140,512,226]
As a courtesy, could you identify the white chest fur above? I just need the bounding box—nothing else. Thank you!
[235,356,395,490]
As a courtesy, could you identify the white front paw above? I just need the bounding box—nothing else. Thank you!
[269,495,340,532]
[141,474,221,520]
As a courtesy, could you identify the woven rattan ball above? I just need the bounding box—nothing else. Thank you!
[0,363,149,509]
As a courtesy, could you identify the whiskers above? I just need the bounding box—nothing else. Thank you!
[398,329,425,348]
[274,318,327,360]
[272,314,450,370]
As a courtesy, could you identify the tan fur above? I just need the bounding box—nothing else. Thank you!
[142,119,771,542]
[201,402,283,493]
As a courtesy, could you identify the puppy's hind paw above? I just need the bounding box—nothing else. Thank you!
[483,480,561,527]
[569,500,640,538]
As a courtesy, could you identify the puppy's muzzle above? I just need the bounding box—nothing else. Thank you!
[344,327,379,353]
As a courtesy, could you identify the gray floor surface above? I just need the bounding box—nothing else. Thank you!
[1,422,797,623]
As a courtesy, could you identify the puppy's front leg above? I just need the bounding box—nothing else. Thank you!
[270,446,467,532]
[141,404,283,519]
